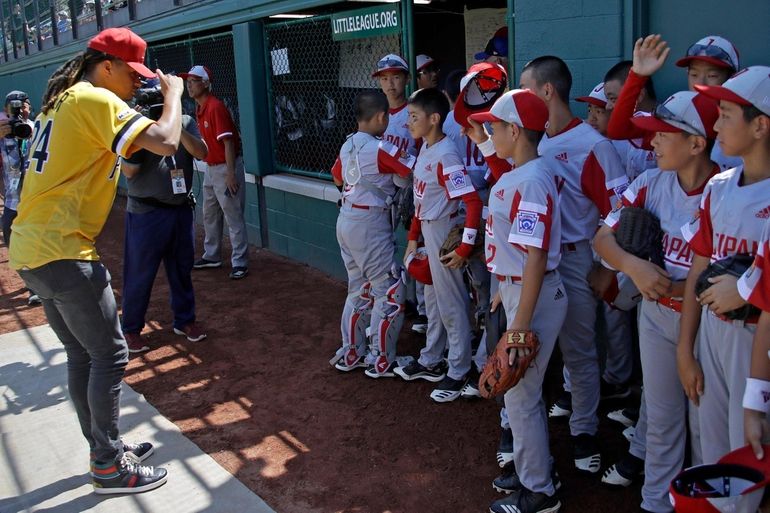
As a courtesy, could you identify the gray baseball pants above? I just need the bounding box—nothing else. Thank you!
[201,158,249,268]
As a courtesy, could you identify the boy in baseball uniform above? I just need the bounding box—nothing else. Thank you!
[472,89,567,513]
[594,91,720,513]
[519,55,628,473]
[395,88,483,403]
[678,66,770,463]
[329,90,414,378]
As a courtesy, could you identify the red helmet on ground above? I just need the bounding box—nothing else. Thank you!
[406,247,432,285]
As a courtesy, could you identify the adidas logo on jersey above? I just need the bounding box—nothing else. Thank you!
[756,206,770,219]
[763,390,770,404]
[554,288,565,300]
[555,152,568,162]
[495,189,504,200]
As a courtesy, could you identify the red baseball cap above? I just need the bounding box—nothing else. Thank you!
[88,28,154,78]
[406,248,432,285]
[631,91,718,140]
[695,66,770,117]
[470,89,548,132]
[453,62,507,128]
[179,65,213,82]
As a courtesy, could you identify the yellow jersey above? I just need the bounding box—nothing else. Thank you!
[10,81,153,270]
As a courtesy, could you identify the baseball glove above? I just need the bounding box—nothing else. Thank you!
[615,207,665,268]
[695,254,760,321]
[479,330,540,399]
[440,224,485,262]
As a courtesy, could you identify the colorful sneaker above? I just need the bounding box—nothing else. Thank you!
[430,375,467,403]
[607,407,638,428]
[493,461,562,494]
[489,487,561,513]
[573,433,601,473]
[497,428,514,468]
[548,391,571,419]
[411,314,428,334]
[229,266,249,279]
[394,359,446,382]
[173,322,207,342]
[92,455,168,495]
[333,352,367,372]
[601,453,644,487]
[193,258,222,269]
[600,379,631,401]
[124,332,149,354]
[90,442,155,475]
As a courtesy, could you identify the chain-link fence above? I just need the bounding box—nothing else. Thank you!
[265,15,401,178]
[146,32,239,128]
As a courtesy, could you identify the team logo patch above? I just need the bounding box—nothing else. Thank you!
[117,109,133,121]
[449,170,466,189]
[613,184,628,198]
[517,211,538,235]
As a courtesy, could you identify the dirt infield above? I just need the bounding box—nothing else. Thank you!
[0,198,645,513]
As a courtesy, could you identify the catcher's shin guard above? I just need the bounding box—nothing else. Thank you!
[339,282,373,366]
[369,269,405,374]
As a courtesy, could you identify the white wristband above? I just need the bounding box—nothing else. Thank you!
[477,138,496,157]
[462,227,478,245]
[743,378,770,413]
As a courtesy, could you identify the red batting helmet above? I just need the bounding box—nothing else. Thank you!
[670,445,770,513]
[406,247,432,285]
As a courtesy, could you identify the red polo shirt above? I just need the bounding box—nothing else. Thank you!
[196,94,241,165]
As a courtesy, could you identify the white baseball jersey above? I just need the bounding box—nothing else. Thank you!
[485,158,561,276]
[383,103,416,156]
[611,139,657,182]
[682,167,770,262]
[537,119,628,243]
[738,219,770,312]
[412,136,475,221]
[711,143,743,173]
[331,133,413,208]
[605,167,714,281]
[444,112,489,190]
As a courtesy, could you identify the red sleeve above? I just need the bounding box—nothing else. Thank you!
[581,150,623,218]
[455,190,483,258]
[738,234,770,311]
[682,191,714,258]
[377,142,414,177]
[213,102,237,141]
[484,153,513,183]
[331,157,342,183]
[606,70,653,149]
[408,215,422,241]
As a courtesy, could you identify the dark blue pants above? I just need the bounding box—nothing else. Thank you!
[122,206,196,334]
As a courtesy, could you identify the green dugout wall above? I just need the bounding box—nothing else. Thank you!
[0,0,767,280]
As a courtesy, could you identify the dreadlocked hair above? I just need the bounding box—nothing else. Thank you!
[41,49,115,114]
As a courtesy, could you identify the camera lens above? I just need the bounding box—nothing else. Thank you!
[12,121,32,139]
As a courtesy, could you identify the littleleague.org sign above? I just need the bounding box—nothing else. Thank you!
[331,4,400,41]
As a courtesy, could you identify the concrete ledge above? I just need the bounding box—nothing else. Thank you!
[263,173,340,204]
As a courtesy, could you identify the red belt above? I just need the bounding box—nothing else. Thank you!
[343,199,370,210]
[496,275,522,283]
[657,297,683,313]
[714,311,760,325]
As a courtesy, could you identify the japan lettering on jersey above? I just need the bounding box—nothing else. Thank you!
[383,104,415,156]
[537,120,628,243]
[605,167,711,281]
[444,113,489,190]
[485,158,561,276]
[412,137,475,220]
[738,219,770,312]
[330,133,413,208]
[682,167,770,262]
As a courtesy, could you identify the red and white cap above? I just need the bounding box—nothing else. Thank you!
[631,91,719,140]
[88,28,155,78]
[695,65,770,117]
[416,54,435,72]
[372,54,409,77]
[179,65,212,82]
[452,62,507,128]
[676,35,740,71]
[469,89,549,132]
[405,248,432,285]
[669,444,770,513]
[575,82,608,108]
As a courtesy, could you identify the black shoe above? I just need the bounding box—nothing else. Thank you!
[600,379,631,401]
[394,359,446,382]
[229,266,249,279]
[601,452,644,487]
[493,461,562,494]
[411,314,428,334]
[193,258,222,269]
[92,454,167,494]
[548,391,572,419]
[364,359,398,379]
[430,375,467,403]
[607,407,638,427]
[90,442,154,475]
[497,428,514,468]
[489,487,561,513]
[572,433,601,474]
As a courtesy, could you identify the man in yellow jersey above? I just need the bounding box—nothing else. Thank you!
[9,27,184,495]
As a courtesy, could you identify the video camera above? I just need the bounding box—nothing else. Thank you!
[5,99,32,139]
[134,80,164,121]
